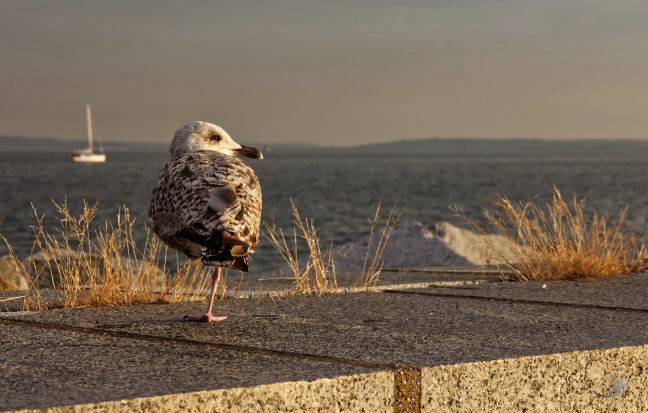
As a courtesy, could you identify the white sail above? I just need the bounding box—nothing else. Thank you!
[86,104,93,152]
[72,104,106,163]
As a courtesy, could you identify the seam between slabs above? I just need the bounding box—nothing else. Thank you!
[0,316,395,370]
[383,289,648,313]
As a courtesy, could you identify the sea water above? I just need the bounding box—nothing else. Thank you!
[1,151,647,272]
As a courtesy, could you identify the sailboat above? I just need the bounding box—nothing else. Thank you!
[72,104,106,163]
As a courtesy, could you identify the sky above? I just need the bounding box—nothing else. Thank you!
[1,0,647,146]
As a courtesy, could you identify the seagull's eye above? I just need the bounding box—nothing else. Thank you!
[210,135,222,142]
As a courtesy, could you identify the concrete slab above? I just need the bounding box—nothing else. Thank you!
[0,290,64,312]
[396,272,648,311]
[3,271,648,411]
[382,265,507,275]
[14,374,394,413]
[422,344,648,412]
[3,289,648,368]
[0,323,388,412]
[232,268,498,295]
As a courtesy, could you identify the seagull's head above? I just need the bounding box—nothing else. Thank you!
[169,121,263,160]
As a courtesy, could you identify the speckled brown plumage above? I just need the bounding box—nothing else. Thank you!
[148,150,261,272]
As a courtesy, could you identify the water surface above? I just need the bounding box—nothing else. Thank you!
[1,151,646,272]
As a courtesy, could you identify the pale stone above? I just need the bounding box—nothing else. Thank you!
[270,220,524,275]
[23,249,166,289]
[432,221,521,266]
[0,255,28,291]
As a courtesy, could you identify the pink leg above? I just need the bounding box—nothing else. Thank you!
[184,268,228,323]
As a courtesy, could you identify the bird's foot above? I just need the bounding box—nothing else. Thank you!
[183,313,227,323]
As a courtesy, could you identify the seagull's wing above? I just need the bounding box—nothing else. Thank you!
[148,151,262,271]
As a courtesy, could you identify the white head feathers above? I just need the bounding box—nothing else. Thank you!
[169,121,263,160]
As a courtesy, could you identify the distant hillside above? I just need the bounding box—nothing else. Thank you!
[347,138,648,156]
[0,136,78,151]
[2,135,648,156]
[262,138,648,156]
[0,136,316,154]
[0,136,167,152]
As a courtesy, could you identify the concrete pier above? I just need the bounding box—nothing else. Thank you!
[1,271,647,411]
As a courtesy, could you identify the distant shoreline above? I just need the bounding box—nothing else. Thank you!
[2,135,648,156]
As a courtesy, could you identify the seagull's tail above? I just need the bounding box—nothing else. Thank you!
[201,254,249,272]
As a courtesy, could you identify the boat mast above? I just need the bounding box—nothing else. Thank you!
[86,104,93,152]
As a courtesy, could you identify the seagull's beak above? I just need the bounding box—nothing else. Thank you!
[233,145,263,159]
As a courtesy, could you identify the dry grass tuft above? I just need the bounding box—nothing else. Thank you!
[353,202,399,289]
[264,201,398,294]
[1,200,216,310]
[459,187,648,280]
[264,200,341,295]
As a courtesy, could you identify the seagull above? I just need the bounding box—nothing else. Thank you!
[148,121,263,322]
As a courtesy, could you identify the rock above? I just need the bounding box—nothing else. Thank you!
[0,255,29,291]
[23,249,166,289]
[266,220,523,276]
[335,220,524,272]
[24,249,83,289]
[271,222,472,274]
[105,255,167,284]
[432,221,520,266]
[323,221,473,274]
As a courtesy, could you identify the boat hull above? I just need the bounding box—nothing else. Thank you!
[72,153,106,163]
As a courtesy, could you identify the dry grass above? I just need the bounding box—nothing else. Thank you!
[459,187,648,280]
[264,200,341,295]
[353,202,399,289]
[1,200,218,310]
[264,200,398,294]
